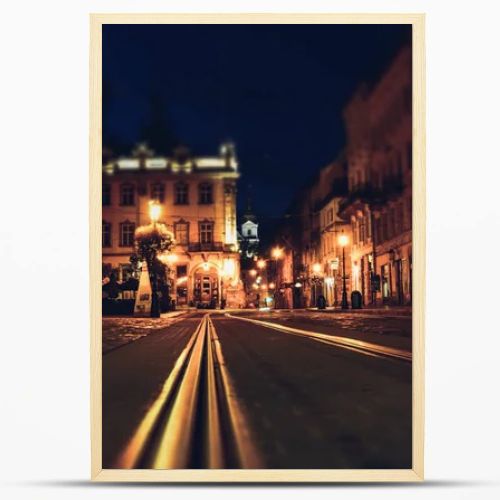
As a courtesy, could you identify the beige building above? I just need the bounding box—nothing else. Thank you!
[341,45,412,305]
[318,197,352,307]
[270,45,412,310]
[102,142,244,309]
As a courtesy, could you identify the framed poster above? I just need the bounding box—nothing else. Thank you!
[90,13,425,482]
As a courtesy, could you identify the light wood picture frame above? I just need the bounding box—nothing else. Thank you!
[90,13,425,483]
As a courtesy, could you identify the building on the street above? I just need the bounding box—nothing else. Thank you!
[267,159,349,308]
[267,45,412,309]
[238,199,263,307]
[340,45,412,306]
[102,142,244,309]
[238,199,260,259]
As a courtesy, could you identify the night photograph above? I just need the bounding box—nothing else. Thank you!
[100,22,414,471]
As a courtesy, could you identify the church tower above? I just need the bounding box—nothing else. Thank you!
[240,191,259,259]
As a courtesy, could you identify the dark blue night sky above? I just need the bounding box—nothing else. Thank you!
[103,24,410,229]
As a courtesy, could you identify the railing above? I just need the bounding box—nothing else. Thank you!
[188,242,225,252]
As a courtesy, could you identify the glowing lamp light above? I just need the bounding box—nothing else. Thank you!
[148,200,161,223]
[272,247,284,259]
[252,283,259,289]
[269,283,276,290]
[294,282,302,288]
[338,233,349,247]
[165,253,178,264]
[257,259,266,269]
[202,262,210,271]
[312,263,322,274]
[249,269,257,277]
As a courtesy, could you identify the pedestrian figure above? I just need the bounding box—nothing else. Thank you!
[317,294,326,309]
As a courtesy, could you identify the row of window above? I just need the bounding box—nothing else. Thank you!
[103,182,214,207]
[352,215,373,246]
[102,220,215,248]
[375,199,412,244]
[350,198,411,247]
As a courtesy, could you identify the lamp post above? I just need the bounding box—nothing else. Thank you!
[148,201,161,317]
[311,262,322,307]
[271,246,284,309]
[338,232,349,309]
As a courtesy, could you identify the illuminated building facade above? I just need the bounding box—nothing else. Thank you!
[340,45,412,306]
[102,142,244,308]
[270,46,412,309]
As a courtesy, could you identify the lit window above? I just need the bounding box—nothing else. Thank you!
[120,221,135,247]
[199,221,214,244]
[175,182,189,205]
[102,221,112,247]
[120,183,135,206]
[174,221,189,245]
[103,184,111,206]
[198,183,213,204]
[151,183,165,202]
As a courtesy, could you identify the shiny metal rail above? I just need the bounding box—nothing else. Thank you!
[114,314,261,469]
[226,314,412,363]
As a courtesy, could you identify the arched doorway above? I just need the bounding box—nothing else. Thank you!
[192,262,220,308]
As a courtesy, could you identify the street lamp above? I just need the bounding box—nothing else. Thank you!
[257,259,266,269]
[311,262,323,307]
[338,232,349,309]
[271,247,284,308]
[149,200,161,224]
[149,200,162,317]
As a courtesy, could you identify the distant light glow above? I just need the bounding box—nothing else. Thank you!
[272,247,284,259]
[339,234,349,247]
[257,259,266,269]
[312,263,322,274]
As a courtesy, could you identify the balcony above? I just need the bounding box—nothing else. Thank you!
[188,242,225,252]
[340,175,404,214]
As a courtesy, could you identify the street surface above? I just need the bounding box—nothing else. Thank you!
[103,309,412,469]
